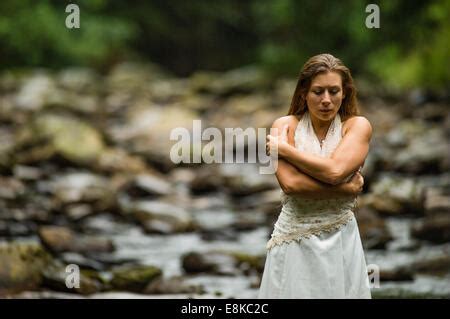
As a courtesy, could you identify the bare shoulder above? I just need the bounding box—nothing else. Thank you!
[342,116,373,139]
[271,115,299,143]
[272,115,299,129]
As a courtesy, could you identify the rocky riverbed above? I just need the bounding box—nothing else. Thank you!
[0,62,449,298]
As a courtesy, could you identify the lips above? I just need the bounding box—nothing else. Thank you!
[319,109,332,113]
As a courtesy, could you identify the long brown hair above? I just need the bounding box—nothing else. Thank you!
[287,53,359,120]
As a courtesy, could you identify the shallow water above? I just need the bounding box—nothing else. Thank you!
[6,211,450,299]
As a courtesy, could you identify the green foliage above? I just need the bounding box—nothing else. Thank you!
[0,0,448,89]
[0,0,135,69]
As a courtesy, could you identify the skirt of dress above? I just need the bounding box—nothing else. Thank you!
[258,215,372,299]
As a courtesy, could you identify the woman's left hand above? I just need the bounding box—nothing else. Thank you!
[266,124,290,157]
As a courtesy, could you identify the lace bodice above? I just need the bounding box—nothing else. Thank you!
[267,111,357,250]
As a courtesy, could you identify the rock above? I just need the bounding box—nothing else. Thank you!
[379,267,414,282]
[355,206,393,249]
[0,220,34,237]
[120,199,195,234]
[412,103,449,123]
[409,255,450,276]
[65,204,94,221]
[411,214,450,243]
[220,163,278,197]
[181,252,236,275]
[383,120,424,148]
[107,106,200,171]
[168,168,197,186]
[95,148,149,174]
[60,252,106,271]
[0,177,26,200]
[199,228,240,242]
[148,78,190,103]
[0,242,52,295]
[120,174,172,198]
[143,276,205,295]
[80,214,130,235]
[107,62,171,93]
[232,189,281,213]
[43,172,114,210]
[189,166,223,194]
[362,174,425,216]
[16,113,105,166]
[44,91,100,115]
[14,73,55,111]
[167,92,215,113]
[229,252,266,275]
[190,66,271,96]
[385,121,449,174]
[38,226,115,254]
[13,165,43,181]
[5,195,52,223]
[0,127,15,170]
[57,68,99,93]
[424,186,450,216]
[231,211,267,232]
[110,265,162,292]
[41,261,104,295]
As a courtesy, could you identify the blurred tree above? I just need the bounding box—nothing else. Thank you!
[0,0,135,70]
[0,0,448,89]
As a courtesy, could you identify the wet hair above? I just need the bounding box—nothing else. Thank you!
[287,53,359,120]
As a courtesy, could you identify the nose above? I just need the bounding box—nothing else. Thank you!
[322,90,331,105]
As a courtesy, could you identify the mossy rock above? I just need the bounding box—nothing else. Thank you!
[0,242,52,295]
[110,265,162,292]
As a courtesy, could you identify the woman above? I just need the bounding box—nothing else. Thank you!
[259,53,372,299]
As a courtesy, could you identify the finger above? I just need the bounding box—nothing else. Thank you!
[282,124,289,138]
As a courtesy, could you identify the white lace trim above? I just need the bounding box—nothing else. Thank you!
[266,210,354,250]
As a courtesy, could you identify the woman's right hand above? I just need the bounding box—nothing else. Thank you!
[346,171,364,195]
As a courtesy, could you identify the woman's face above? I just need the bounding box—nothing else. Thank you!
[305,71,345,122]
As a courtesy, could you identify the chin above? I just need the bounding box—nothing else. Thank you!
[315,111,336,120]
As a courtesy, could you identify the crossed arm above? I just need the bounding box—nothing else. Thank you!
[270,116,370,198]
[271,115,372,185]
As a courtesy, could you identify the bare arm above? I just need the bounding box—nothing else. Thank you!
[271,116,362,199]
[270,116,372,185]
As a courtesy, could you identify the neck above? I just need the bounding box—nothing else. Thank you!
[309,112,333,138]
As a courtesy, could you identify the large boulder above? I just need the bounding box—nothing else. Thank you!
[361,174,425,216]
[119,174,172,198]
[14,73,56,111]
[15,113,105,166]
[110,264,162,293]
[411,214,450,244]
[424,186,450,216]
[38,226,115,254]
[381,120,449,174]
[119,199,195,234]
[41,261,104,295]
[0,242,52,295]
[189,66,271,96]
[106,106,201,171]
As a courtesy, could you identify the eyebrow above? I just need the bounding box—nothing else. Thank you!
[311,85,341,89]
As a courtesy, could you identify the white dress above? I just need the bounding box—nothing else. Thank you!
[258,111,371,299]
